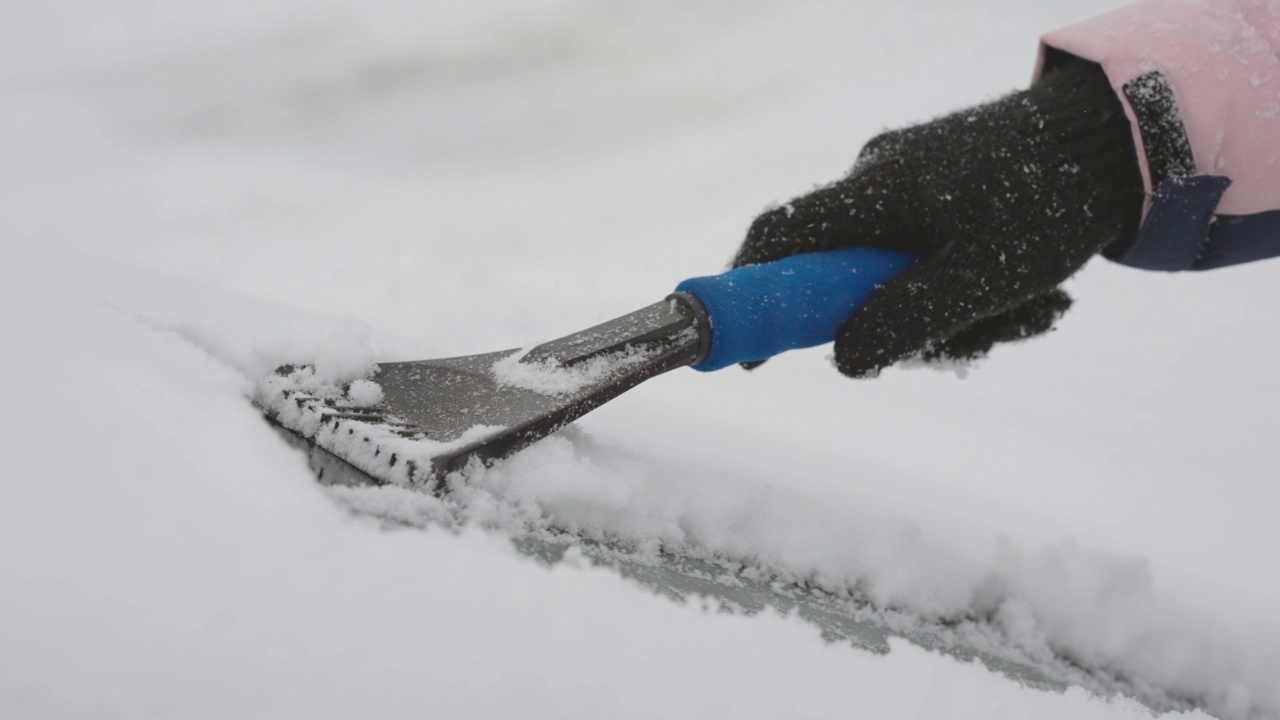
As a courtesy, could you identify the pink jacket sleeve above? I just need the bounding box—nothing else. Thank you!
[1034,0,1280,270]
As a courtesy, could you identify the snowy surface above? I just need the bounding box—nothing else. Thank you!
[2,0,1278,718]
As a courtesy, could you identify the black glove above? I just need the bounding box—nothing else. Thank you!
[733,58,1145,378]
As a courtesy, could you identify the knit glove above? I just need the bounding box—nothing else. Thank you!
[732,58,1145,378]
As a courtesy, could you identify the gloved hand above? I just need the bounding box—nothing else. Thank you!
[732,58,1145,378]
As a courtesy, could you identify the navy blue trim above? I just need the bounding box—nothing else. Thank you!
[1198,210,1280,270]
[1109,175,1280,271]
[1110,175,1230,271]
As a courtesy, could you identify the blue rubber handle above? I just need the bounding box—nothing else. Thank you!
[675,248,918,371]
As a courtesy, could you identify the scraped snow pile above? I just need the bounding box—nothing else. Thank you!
[2,0,1278,718]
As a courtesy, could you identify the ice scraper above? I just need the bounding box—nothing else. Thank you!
[259,248,915,491]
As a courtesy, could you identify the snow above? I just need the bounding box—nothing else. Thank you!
[2,0,1278,718]
[346,378,384,407]
[492,342,668,395]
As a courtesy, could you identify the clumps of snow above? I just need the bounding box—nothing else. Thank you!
[416,434,1279,720]
[326,484,454,530]
[307,325,382,387]
[491,343,663,396]
[895,353,975,379]
[257,365,502,488]
[346,379,384,407]
[559,545,590,569]
[984,540,1276,719]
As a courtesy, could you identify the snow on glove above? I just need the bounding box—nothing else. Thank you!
[732,58,1144,378]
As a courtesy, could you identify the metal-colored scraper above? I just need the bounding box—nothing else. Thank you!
[259,248,915,490]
